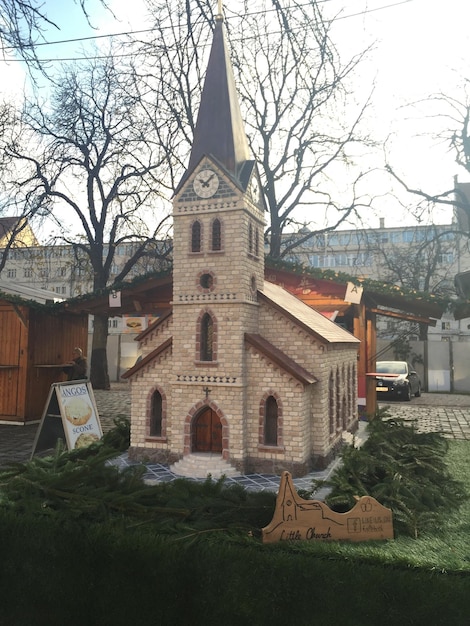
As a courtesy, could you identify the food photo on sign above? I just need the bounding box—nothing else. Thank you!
[122,315,147,333]
[58,382,103,449]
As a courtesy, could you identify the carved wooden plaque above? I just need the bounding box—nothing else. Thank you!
[262,471,394,543]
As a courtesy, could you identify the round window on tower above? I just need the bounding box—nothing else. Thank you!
[198,271,216,292]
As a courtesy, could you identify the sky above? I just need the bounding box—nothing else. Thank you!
[1,0,470,231]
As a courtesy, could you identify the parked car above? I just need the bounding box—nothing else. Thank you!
[375,361,421,401]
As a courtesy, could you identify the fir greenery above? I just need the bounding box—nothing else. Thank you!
[0,418,275,536]
[316,410,468,538]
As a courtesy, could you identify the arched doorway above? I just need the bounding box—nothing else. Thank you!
[192,407,222,453]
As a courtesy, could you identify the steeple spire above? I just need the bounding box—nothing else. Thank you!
[186,5,251,180]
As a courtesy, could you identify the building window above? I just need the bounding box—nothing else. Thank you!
[329,371,335,435]
[255,228,259,257]
[248,222,253,254]
[211,218,222,251]
[24,268,33,278]
[191,220,202,252]
[7,269,16,279]
[150,390,163,436]
[200,312,214,361]
[264,395,278,446]
[199,272,215,291]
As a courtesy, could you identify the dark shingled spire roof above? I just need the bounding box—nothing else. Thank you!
[186,13,251,180]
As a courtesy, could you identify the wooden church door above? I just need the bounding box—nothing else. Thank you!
[193,407,222,453]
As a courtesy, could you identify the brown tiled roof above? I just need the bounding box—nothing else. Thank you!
[260,281,360,345]
[245,333,318,385]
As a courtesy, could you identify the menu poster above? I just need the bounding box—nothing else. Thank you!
[31,381,103,458]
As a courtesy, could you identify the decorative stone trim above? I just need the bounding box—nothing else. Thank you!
[177,292,237,302]
[176,374,238,384]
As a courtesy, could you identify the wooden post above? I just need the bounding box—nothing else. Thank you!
[354,303,367,419]
[366,311,377,417]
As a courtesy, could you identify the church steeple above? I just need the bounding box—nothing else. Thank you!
[186,8,251,180]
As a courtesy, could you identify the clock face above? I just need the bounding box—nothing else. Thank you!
[193,169,219,198]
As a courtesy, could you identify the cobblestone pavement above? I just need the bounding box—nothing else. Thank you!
[0,387,469,469]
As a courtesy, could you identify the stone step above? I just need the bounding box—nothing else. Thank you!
[170,453,240,479]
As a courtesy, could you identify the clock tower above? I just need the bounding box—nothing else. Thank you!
[170,8,265,464]
[124,3,359,476]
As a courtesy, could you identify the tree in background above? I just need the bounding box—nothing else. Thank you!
[139,0,373,258]
[4,54,172,388]
[0,0,106,74]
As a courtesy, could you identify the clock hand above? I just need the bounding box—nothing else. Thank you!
[201,173,215,187]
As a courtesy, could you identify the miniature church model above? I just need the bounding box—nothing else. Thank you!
[123,8,359,477]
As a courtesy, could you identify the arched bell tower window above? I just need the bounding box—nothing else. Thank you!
[200,312,215,361]
[264,395,278,446]
[191,220,202,252]
[211,218,222,251]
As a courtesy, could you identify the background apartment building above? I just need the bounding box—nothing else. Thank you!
[284,217,470,344]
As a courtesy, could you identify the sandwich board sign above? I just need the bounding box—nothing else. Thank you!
[31,380,103,458]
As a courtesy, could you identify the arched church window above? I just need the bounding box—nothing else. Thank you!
[211,218,222,251]
[248,222,253,254]
[150,390,163,436]
[191,220,202,252]
[255,227,259,257]
[264,395,278,446]
[200,312,214,361]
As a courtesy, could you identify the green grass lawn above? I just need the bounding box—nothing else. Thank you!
[295,439,470,572]
[0,436,469,625]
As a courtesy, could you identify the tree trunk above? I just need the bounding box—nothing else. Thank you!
[90,314,110,390]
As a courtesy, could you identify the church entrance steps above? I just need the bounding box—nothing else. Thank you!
[170,453,240,479]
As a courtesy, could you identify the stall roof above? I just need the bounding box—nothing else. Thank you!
[64,273,173,316]
[0,280,64,306]
[63,265,447,326]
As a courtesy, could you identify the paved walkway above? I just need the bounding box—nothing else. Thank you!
[1,386,469,494]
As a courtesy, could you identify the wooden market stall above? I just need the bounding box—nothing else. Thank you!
[0,283,88,424]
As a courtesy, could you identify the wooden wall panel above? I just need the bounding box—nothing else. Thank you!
[0,300,87,423]
[0,304,29,420]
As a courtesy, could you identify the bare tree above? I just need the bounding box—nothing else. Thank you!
[372,226,457,339]
[4,53,172,388]
[139,0,373,258]
[386,86,470,235]
[0,0,108,74]
[0,99,48,270]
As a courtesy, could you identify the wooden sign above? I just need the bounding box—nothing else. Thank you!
[31,381,103,458]
[262,471,394,543]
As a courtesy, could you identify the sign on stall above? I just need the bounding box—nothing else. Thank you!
[31,381,103,458]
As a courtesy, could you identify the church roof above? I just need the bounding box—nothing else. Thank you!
[121,337,172,379]
[245,333,318,385]
[260,281,360,345]
[184,13,251,182]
